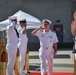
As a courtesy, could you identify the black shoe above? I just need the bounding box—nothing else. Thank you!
[20,71,28,75]
[27,72,30,73]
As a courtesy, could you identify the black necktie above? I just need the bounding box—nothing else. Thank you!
[14,28,19,38]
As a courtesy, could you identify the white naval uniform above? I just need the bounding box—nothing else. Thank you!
[35,30,58,75]
[17,26,28,74]
[6,23,18,75]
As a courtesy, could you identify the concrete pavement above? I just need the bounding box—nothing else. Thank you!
[6,49,74,75]
[29,50,74,73]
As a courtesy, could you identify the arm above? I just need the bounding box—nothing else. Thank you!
[53,43,57,55]
[22,30,26,34]
[53,32,58,55]
[71,21,74,36]
[7,24,14,31]
[31,25,43,36]
[18,27,26,34]
[22,27,26,34]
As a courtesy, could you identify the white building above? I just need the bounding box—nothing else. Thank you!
[0,0,76,49]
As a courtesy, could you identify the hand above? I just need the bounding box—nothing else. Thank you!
[23,27,25,30]
[39,25,44,29]
[13,21,17,25]
[22,27,26,34]
[54,50,57,55]
[22,30,26,34]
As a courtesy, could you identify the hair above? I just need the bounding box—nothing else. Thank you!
[19,20,26,24]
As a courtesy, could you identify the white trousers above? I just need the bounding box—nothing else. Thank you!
[39,50,53,75]
[19,47,27,74]
[7,49,17,75]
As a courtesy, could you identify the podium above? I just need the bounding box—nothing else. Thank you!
[0,35,7,75]
[0,35,30,75]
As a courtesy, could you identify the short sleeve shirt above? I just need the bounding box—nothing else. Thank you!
[35,30,58,50]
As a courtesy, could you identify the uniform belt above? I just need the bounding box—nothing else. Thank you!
[46,47,48,50]
[40,46,49,50]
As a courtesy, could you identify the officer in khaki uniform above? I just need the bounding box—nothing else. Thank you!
[31,19,58,75]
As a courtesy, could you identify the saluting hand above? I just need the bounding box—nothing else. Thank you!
[22,27,26,34]
[23,30,26,34]
[39,25,44,29]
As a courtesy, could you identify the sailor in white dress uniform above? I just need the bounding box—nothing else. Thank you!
[6,16,18,75]
[31,19,58,75]
[17,19,28,75]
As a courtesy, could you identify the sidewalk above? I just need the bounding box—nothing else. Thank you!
[29,50,74,73]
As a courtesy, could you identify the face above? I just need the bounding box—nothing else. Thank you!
[74,11,76,20]
[44,23,50,31]
[20,22,26,28]
[12,19,17,24]
[12,19,17,22]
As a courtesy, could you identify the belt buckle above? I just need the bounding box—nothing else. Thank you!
[46,47,48,50]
